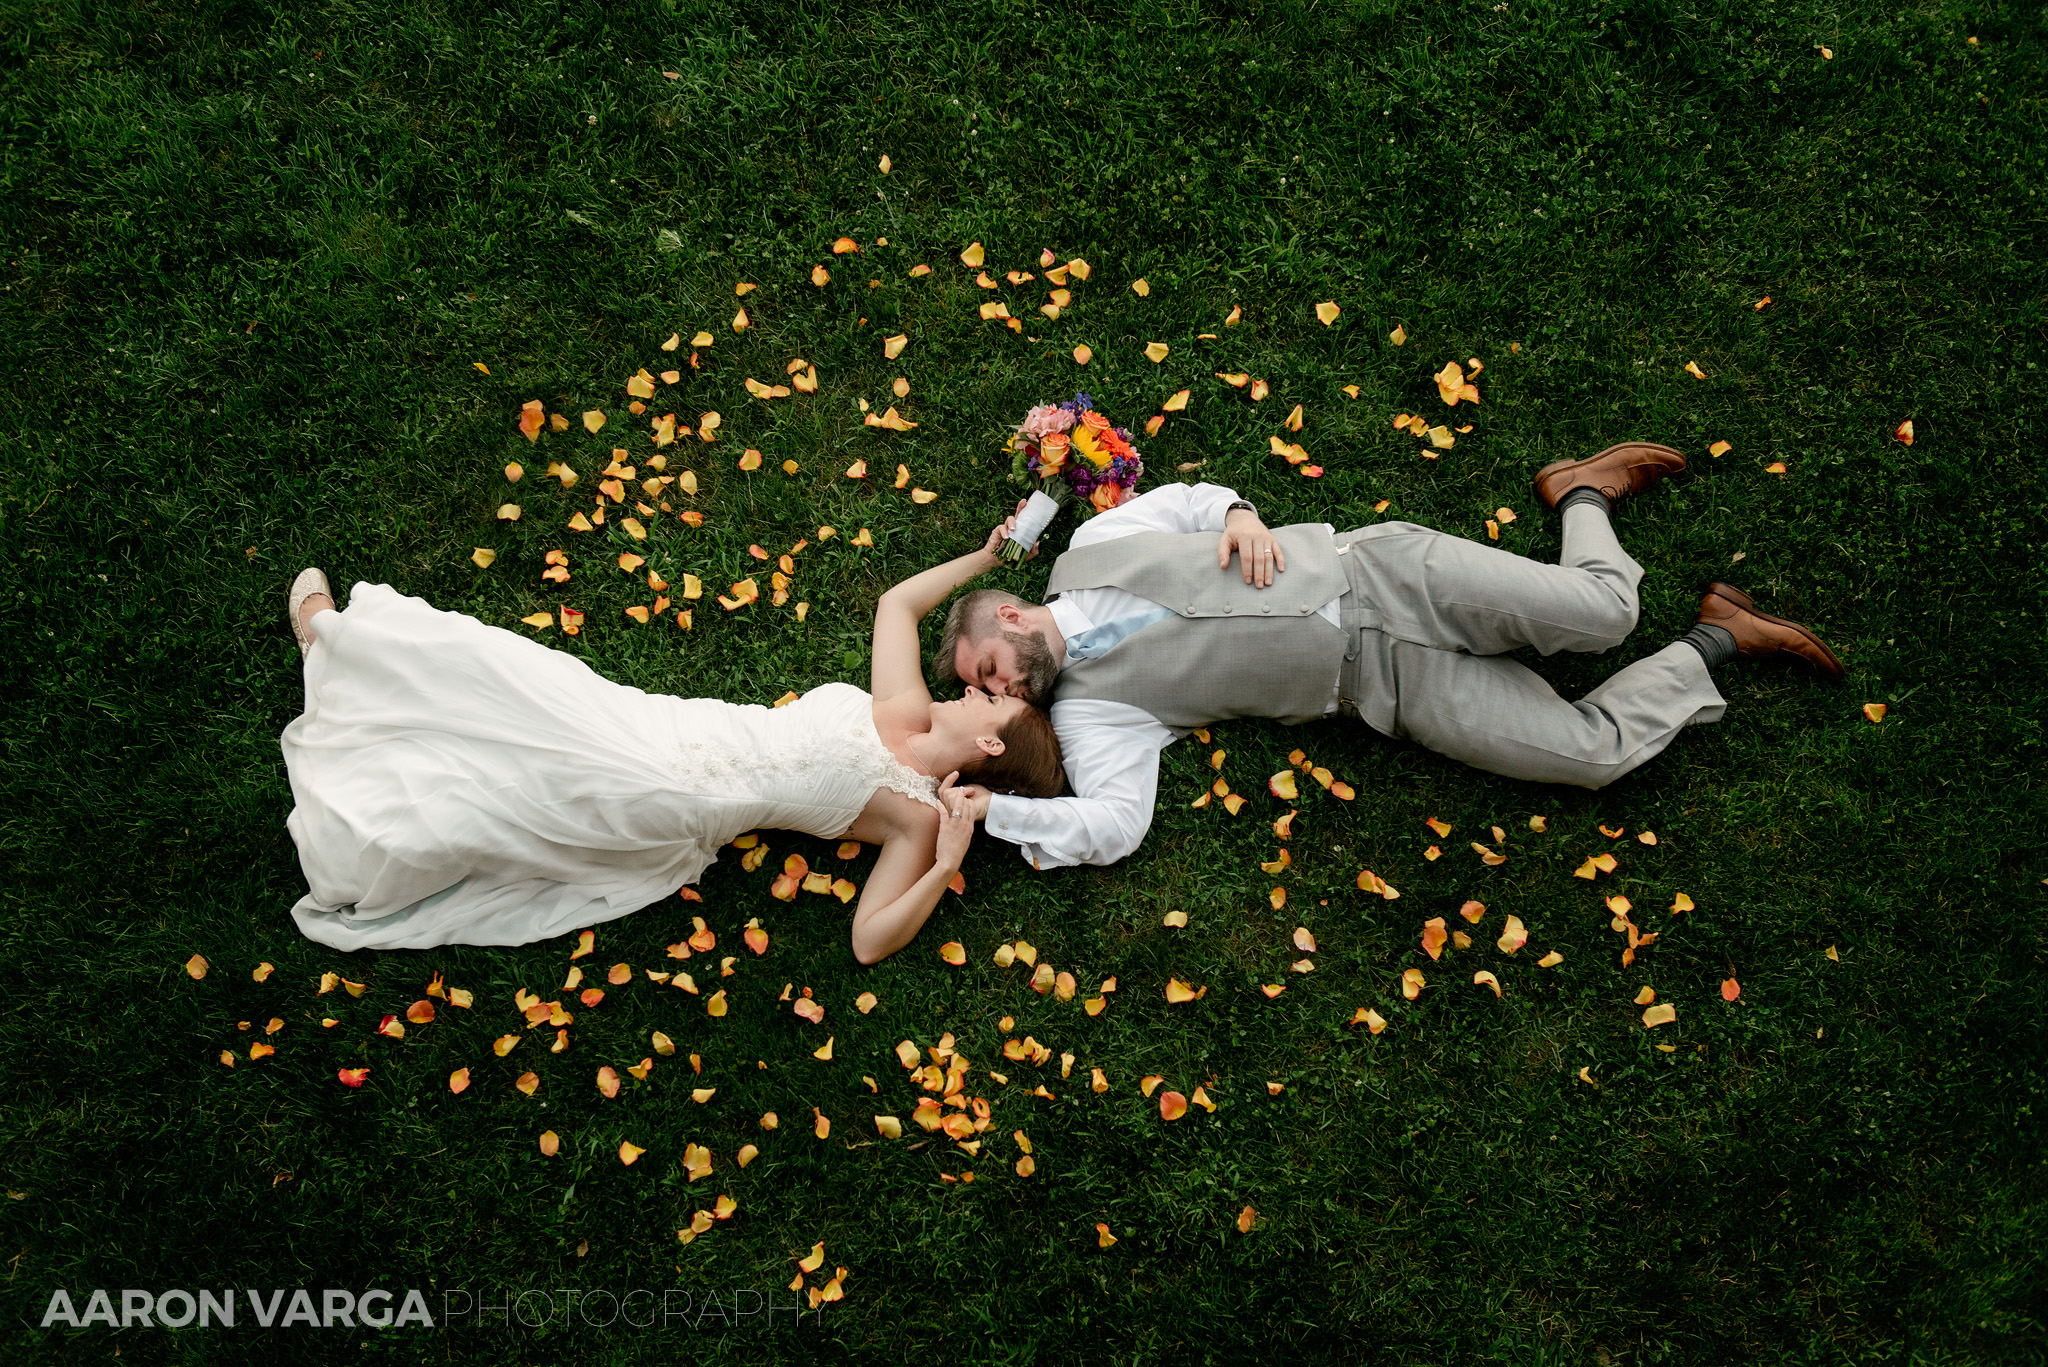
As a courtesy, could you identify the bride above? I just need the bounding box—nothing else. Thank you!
[280,525,1060,963]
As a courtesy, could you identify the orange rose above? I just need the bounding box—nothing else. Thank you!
[1081,410,1112,432]
[1090,483,1124,512]
[1037,431,1070,472]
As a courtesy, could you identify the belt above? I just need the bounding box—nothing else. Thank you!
[1336,636,1366,720]
[1333,537,1377,722]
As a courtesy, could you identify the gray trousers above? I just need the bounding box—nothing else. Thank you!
[1333,505,1725,788]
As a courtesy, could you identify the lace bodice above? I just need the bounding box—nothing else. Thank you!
[663,682,943,835]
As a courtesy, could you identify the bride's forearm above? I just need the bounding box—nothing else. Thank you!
[850,857,959,965]
[877,547,1001,625]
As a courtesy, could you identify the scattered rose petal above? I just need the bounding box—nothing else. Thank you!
[1643,1002,1677,1028]
[1159,1091,1188,1121]
[1473,971,1502,998]
[1537,951,1564,967]
[1863,703,1888,723]
[1721,977,1741,1001]
[1496,916,1528,954]
[1402,968,1425,1000]
[1422,917,1447,961]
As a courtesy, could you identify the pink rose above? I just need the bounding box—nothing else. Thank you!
[1018,404,1076,444]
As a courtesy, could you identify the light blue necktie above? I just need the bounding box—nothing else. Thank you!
[1064,604,1176,662]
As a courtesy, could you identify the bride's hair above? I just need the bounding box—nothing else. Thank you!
[959,705,1064,799]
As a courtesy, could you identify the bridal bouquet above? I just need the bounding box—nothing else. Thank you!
[998,393,1144,563]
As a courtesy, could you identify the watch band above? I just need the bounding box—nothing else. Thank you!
[1225,500,1257,519]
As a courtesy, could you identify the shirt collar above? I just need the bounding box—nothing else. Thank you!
[1045,596,1092,648]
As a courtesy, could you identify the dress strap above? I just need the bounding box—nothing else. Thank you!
[876,756,945,814]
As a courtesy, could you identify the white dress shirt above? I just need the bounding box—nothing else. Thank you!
[984,482,1343,869]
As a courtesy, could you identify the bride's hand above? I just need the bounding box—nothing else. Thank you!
[937,772,992,824]
[981,500,1036,562]
[934,774,977,868]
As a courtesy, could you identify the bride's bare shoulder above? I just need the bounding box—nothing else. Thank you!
[842,786,938,846]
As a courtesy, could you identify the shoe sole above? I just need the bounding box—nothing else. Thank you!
[1705,582,1845,678]
[1533,443,1687,508]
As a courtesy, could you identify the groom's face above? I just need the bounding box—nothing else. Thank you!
[954,626,1059,707]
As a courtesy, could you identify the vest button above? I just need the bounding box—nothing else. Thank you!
[1261,603,1272,614]
[1299,603,1310,612]
[1222,604,1233,614]
[1186,605,1195,613]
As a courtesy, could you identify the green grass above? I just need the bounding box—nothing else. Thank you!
[2,0,2045,1362]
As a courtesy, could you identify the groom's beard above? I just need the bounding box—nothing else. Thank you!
[1003,627,1060,707]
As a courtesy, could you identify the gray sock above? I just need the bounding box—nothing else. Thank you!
[1556,487,1612,516]
[1679,622,1738,669]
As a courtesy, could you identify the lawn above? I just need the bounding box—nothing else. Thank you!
[2,0,2045,1362]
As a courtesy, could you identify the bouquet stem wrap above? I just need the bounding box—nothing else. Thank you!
[997,489,1064,563]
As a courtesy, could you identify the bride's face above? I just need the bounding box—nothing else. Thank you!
[927,686,1027,758]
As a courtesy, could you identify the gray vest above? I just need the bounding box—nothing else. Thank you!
[1045,525,1349,727]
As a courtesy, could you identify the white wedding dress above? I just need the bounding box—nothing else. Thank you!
[283,582,942,952]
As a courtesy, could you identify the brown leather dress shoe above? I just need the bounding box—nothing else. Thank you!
[1697,583,1845,680]
[1533,442,1688,509]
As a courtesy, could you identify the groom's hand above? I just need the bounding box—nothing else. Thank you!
[1219,508,1287,588]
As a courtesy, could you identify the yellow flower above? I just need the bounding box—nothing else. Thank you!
[1072,425,1112,469]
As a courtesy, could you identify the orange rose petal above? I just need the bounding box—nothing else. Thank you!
[1421,917,1447,961]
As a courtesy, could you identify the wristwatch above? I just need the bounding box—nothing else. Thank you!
[1225,500,1257,520]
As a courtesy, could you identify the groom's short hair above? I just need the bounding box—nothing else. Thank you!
[935,588,1055,701]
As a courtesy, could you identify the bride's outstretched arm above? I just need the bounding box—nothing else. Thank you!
[849,786,976,965]
[869,516,1022,709]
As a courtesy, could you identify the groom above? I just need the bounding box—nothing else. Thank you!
[939,443,1844,870]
